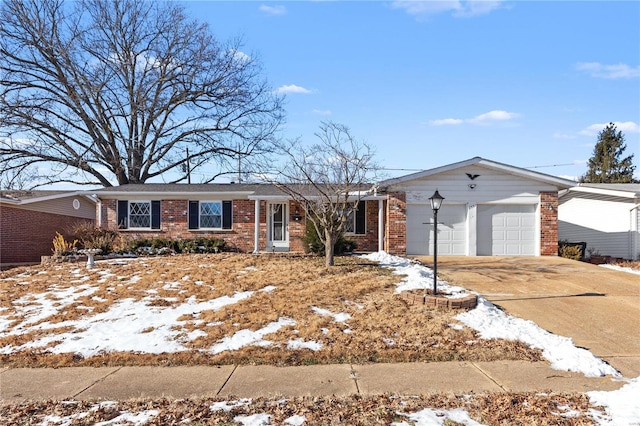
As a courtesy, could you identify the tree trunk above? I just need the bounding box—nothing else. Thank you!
[324,229,335,266]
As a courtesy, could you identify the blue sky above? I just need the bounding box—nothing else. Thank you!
[184,0,640,181]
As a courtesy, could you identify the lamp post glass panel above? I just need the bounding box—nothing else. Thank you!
[429,190,444,296]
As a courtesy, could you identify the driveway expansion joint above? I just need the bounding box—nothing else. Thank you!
[73,366,122,398]
[216,364,238,396]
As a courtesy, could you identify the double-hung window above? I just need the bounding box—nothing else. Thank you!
[117,200,161,229]
[189,200,232,230]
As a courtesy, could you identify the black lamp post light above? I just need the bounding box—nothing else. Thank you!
[428,189,444,297]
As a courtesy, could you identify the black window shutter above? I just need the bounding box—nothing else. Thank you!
[151,200,161,229]
[117,200,128,229]
[222,200,232,229]
[188,201,199,229]
[355,201,366,235]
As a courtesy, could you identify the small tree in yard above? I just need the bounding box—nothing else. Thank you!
[261,121,380,266]
[580,123,636,183]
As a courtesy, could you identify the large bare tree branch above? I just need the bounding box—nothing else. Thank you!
[0,0,284,188]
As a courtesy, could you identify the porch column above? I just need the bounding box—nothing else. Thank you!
[378,199,384,252]
[253,199,260,253]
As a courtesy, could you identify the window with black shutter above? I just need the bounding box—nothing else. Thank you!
[187,200,233,230]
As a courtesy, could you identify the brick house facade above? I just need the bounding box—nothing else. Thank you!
[93,158,573,257]
[95,184,382,253]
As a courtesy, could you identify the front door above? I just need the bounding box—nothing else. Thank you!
[268,202,289,251]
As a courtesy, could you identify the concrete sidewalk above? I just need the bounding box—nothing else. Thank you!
[0,361,623,403]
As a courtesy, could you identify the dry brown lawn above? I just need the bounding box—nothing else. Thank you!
[0,393,603,425]
[0,253,541,368]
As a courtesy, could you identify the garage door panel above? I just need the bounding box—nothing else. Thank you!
[407,204,466,255]
[478,204,536,256]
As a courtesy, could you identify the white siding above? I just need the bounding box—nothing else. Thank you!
[8,196,95,220]
[393,165,557,205]
[559,192,638,259]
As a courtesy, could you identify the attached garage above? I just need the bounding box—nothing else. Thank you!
[407,204,466,255]
[380,157,575,257]
[477,204,536,255]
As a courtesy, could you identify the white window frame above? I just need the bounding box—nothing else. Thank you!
[128,201,152,229]
[198,201,224,230]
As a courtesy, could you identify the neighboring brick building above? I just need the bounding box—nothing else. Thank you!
[0,191,96,267]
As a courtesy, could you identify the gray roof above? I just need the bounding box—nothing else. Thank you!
[574,183,640,197]
[379,157,576,189]
[0,190,97,205]
[0,190,73,201]
[92,183,282,195]
[90,183,376,198]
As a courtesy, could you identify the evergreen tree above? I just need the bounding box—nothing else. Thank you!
[580,123,636,183]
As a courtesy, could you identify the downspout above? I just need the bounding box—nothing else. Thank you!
[96,197,102,228]
[254,199,260,253]
[378,199,384,252]
[630,203,640,261]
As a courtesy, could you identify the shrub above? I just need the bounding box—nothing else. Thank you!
[558,241,586,261]
[68,222,120,254]
[51,232,78,258]
[126,237,226,255]
[303,219,357,255]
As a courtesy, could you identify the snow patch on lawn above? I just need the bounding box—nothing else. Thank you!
[362,252,468,297]
[600,264,640,275]
[364,251,620,378]
[287,338,322,351]
[0,288,267,357]
[456,297,620,377]
[393,407,483,426]
[310,306,350,323]
[210,317,296,354]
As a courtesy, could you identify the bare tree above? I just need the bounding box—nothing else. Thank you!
[0,0,284,187]
[261,121,380,266]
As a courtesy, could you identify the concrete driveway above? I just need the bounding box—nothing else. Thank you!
[414,256,640,378]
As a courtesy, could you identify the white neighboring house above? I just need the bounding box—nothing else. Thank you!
[558,184,640,260]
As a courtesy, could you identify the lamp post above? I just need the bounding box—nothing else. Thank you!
[429,189,444,296]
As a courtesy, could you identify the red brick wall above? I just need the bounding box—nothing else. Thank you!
[349,200,381,252]
[99,199,384,254]
[540,192,559,256]
[385,192,406,255]
[1,205,93,265]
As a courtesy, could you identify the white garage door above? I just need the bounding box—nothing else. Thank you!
[407,204,467,255]
[477,205,536,255]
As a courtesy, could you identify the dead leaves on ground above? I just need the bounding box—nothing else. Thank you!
[0,254,541,367]
[0,393,604,425]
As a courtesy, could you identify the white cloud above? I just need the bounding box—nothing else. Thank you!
[428,118,464,126]
[259,4,286,16]
[391,0,503,18]
[467,110,519,125]
[579,121,640,136]
[274,84,312,95]
[312,109,332,116]
[428,110,519,126]
[230,49,251,63]
[575,62,640,79]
